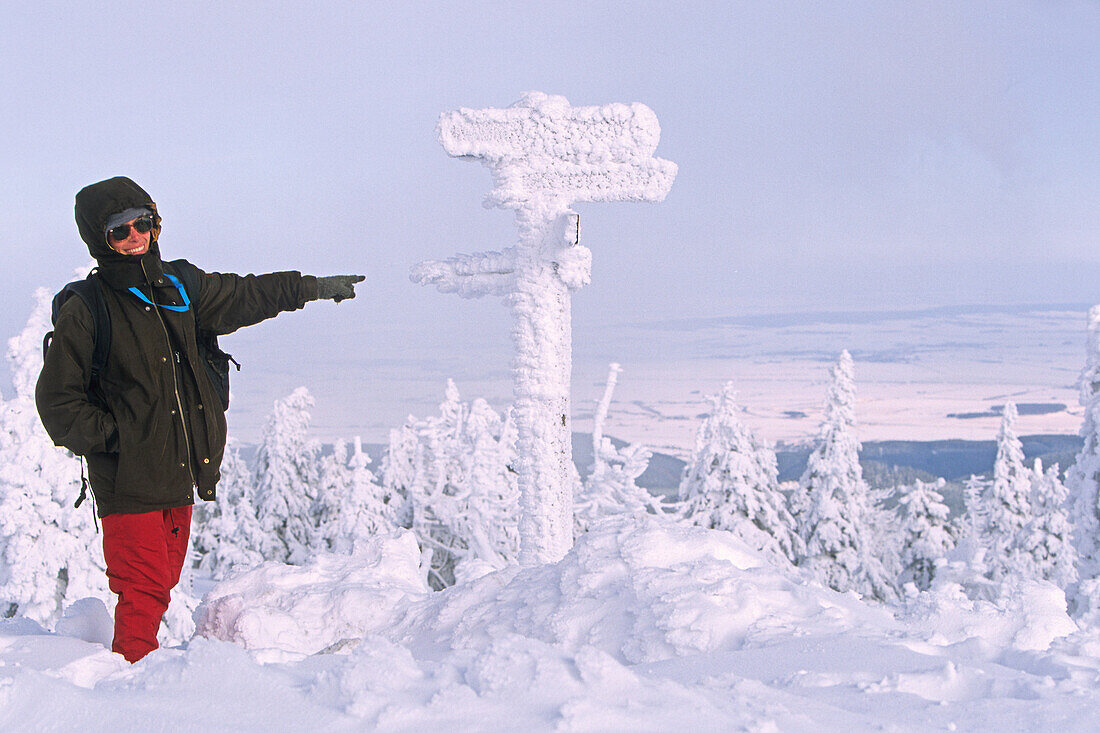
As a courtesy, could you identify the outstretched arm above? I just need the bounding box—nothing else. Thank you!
[190,268,316,335]
[189,265,366,335]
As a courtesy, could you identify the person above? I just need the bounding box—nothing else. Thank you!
[36,176,364,663]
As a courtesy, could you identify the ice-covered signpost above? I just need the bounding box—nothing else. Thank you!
[412,92,677,564]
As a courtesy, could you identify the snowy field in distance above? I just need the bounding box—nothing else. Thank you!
[224,303,1090,458]
[3,516,1100,732]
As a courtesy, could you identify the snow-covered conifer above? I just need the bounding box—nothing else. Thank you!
[314,439,352,548]
[897,478,955,591]
[1066,305,1100,620]
[385,381,519,588]
[677,381,801,565]
[0,285,109,627]
[381,421,418,529]
[790,351,896,601]
[982,403,1035,581]
[402,379,466,585]
[192,439,265,579]
[950,474,993,578]
[575,364,664,536]
[459,399,520,569]
[251,387,322,564]
[318,437,396,554]
[1025,458,1077,588]
[867,484,904,585]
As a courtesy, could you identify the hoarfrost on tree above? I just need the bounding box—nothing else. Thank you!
[1024,458,1077,589]
[383,380,519,588]
[0,283,109,628]
[677,381,802,566]
[981,403,1035,582]
[897,478,956,591]
[251,387,323,565]
[790,351,897,602]
[191,438,265,579]
[574,363,664,536]
[317,436,397,555]
[1066,305,1100,622]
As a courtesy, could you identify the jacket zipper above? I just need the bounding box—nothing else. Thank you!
[142,260,198,496]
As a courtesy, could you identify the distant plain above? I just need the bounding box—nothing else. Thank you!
[216,303,1091,455]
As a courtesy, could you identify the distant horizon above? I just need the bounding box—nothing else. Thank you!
[618,300,1096,330]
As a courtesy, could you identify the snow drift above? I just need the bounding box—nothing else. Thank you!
[2,514,1100,730]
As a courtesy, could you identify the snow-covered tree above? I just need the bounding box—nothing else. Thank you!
[677,381,802,565]
[315,439,352,547]
[982,403,1035,582]
[1025,458,1077,588]
[868,483,904,584]
[384,381,519,588]
[317,437,396,554]
[947,473,995,583]
[0,284,110,628]
[458,399,521,578]
[381,420,418,530]
[251,387,322,564]
[962,474,990,541]
[575,364,664,536]
[897,478,956,591]
[790,351,896,601]
[191,438,265,579]
[1066,305,1100,621]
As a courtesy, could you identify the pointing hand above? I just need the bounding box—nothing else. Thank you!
[316,275,365,303]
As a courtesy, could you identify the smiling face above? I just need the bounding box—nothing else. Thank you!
[106,217,152,256]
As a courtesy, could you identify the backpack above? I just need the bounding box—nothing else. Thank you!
[42,261,240,412]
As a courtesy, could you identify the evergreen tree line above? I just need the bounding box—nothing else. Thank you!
[677,351,1079,607]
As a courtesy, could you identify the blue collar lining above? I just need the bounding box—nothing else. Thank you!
[128,273,191,313]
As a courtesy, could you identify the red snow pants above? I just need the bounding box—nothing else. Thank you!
[101,506,192,663]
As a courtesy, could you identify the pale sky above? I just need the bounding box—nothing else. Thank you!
[3,1,1099,437]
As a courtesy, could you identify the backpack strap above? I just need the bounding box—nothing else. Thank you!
[85,275,110,383]
[168,259,204,329]
[44,272,111,520]
[45,273,111,392]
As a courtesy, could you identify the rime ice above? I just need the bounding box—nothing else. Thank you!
[413,92,676,563]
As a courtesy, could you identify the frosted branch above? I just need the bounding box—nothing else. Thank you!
[592,363,622,461]
[410,248,518,299]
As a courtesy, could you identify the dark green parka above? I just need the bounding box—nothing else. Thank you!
[36,177,319,517]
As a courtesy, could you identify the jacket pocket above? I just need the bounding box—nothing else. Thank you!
[197,331,235,411]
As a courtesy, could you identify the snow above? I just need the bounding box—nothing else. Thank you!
[3,516,1100,731]
[194,530,427,662]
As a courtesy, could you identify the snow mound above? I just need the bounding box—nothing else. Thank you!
[4,516,1100,730]
[195,515,892,665]
[396,515,895,665]
[897,570,1079,652]
[194,529,429,661]
[55,597,113,647]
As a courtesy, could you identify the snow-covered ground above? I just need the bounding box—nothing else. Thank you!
[2,516,1098,732]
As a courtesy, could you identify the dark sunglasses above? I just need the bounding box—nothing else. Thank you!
[107,217,154,242]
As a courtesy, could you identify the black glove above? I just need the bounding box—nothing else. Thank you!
[316,275,365,303]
